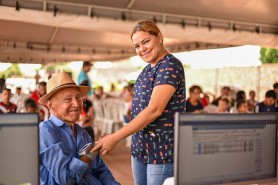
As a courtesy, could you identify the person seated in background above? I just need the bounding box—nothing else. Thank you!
[247,101,255,113]
[0,88,17,113]
[11,87,23,102]
[79,80,94,139]
[30,81,50,120]
[186,85,203,113]
[77,110,95,140]
[11,86,30,112]
[273,82,278,111]
[230,90,246,113]
[235,90,246,103]
[24,98,38,113]
[30,81,47,103]
[200,91,214,108]
[236,99,248,113]
[93,86,107,100]
[214,97,229,113]
[38,72,119,185]
[255,90,277,112]
[123,83,134,123]
[246,90,258,112]
[23,97,48,121]
[107,83,120,98]
[212,86,231,106]
[274,82,278,93]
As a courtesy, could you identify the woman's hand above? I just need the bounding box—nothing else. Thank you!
[91,133,118,155]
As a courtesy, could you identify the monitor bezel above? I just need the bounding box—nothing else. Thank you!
[174,112,278,185]
[0,113,40,185]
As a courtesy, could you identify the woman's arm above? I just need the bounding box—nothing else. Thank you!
[92,84,176,155]
[40,123,89,184]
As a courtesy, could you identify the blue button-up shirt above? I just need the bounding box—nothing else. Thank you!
[40,115,119,185]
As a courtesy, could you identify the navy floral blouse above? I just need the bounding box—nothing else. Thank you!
[131,53,186,164]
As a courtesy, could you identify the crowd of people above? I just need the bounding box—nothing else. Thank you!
[0,81,49,120]
[185,83,278,114]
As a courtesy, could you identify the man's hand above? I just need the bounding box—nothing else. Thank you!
[90,133,118,155]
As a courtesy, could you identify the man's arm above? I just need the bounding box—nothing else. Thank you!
[40,123,89,184]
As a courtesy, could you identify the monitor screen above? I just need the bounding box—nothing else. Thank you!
[174,113,277,185]
[0,113,39,185]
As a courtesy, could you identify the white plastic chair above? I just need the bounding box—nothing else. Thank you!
[92,99,105,135]
[12,94,29,113]
[101,98,125,135]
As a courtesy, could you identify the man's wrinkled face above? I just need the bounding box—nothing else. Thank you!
[47,87,83,124]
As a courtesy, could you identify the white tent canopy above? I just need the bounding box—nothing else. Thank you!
[0,0,278,64]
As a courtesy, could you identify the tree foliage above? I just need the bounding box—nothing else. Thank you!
[4,63,24,78]
[260,47,278,64]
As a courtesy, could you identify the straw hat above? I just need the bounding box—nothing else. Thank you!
[38,72,90,105]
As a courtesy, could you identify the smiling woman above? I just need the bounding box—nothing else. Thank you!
[91,20,186,185]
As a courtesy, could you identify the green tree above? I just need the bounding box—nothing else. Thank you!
[44,62,73,76]
[5,63,24,78]
[260,47,278,64]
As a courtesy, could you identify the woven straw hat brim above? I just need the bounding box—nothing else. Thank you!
[38,84,90,105]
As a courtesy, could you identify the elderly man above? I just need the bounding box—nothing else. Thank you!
[38,72,119,185]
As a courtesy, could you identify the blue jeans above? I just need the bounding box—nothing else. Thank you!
[131,156,173,185]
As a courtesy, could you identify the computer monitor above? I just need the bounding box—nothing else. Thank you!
[174,113,277,185]
[0,113,39,185]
